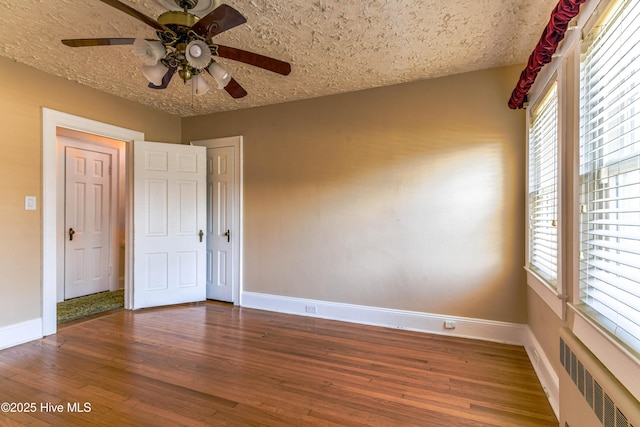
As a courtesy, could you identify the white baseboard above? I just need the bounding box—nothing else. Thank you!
[0,318,42,350]
[524,327,560,419]
[241,291,528,345]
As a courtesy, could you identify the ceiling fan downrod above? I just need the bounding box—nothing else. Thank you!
[174,0,198,11]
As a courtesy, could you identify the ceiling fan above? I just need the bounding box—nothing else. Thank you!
[62,0,291,100]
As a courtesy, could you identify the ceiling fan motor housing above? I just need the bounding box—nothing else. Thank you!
[157,11,200,29]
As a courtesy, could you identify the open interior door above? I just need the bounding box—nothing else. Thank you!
[132,140,207,309]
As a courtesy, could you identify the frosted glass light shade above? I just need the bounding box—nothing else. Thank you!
[208,62,231,89]
[133,39,166,66]
[191,74,210,96]
[141,62,168,86]
[186,40,212,69]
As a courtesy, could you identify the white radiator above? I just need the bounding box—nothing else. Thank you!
[559,328,640,427]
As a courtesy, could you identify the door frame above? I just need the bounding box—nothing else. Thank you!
[42,108,144,336]
[191,136,243,305]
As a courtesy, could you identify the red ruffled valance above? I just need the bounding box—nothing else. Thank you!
[508,0,587,109]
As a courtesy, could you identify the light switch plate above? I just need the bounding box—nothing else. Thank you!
[25,196,37,211]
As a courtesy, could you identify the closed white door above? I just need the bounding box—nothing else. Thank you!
[206,146,234,301]
[132,141,207,309]
[64,147,111,299]
[192,136,241,303]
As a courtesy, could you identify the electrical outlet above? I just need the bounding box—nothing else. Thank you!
[305,305,317,314]
[444,320,456,329]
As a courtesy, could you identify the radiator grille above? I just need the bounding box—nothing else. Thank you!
[560,337,635,427]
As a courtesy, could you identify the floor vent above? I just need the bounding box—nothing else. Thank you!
[560,331,637,427]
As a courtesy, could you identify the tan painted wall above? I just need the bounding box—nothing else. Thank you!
[183,65,528,323]
[0,57,181,327]
[0,57,527,328]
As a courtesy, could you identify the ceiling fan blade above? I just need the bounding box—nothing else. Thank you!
[224,78,248,98]
[148,66,177,90]
[62,38,136,47]
[216,45,291,76]
[99,0,168,32]
[190,4,247,39]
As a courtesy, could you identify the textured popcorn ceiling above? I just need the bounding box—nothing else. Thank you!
[0,0,559,117]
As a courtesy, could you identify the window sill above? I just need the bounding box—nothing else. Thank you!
[569,304,640,401]
[525,267,566,320]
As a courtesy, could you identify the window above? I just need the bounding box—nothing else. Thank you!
[579,0,640,353]
[529,83,559,287]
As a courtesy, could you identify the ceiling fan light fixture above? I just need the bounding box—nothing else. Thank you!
[185,40,212,69]
[141,62,169,86]
[61,1,290,101]
[192,73,210,96]
[208,61,231,89]
[133,38,166,66]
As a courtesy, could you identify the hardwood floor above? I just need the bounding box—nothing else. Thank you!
[0,302,557,426]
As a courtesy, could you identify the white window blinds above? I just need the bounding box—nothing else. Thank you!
[529,83,559,286]
[579,0,640,353]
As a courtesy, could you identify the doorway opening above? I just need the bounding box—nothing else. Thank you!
[56,128,127,323]
[42,108,144,336]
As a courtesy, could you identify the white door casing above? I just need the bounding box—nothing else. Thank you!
[64,147,112,299]
[191,136,242,304]
[132,140,207,309]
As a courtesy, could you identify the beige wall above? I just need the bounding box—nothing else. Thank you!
[183,65,528,323]
[0,57,181,327]
[0,56,528,328]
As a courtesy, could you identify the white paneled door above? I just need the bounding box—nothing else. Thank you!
[192,136,241,304]
[132,141,207,309]
[206,146,234,301]
[64,147,112,299]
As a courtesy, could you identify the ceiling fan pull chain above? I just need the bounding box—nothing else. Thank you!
[191,79,195,109]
